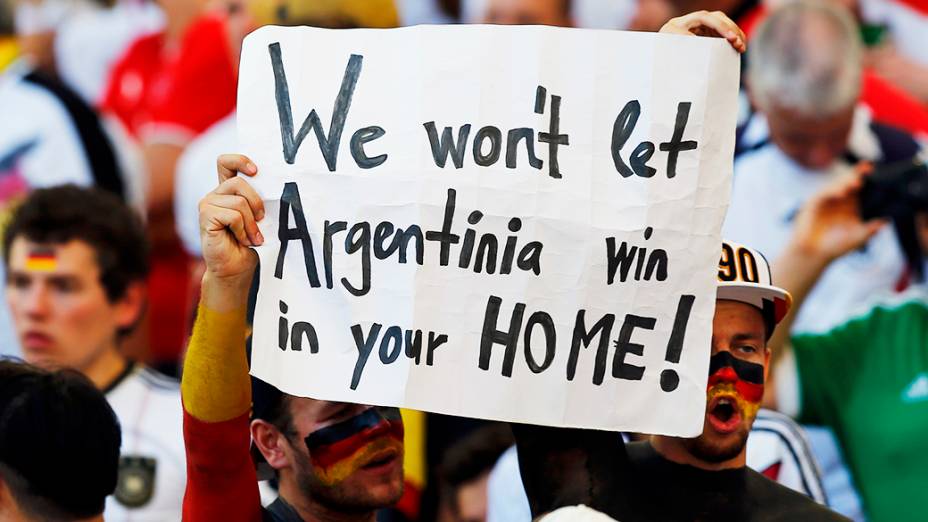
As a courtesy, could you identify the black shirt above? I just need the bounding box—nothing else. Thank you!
[512,425,848,522]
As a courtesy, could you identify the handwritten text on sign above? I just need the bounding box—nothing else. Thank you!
[239,25,739,436]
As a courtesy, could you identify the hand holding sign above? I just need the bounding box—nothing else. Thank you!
[238,24,740,435]
[659,11,747,53]
[199,155,264,281]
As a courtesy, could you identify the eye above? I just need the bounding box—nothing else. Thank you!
[7,273,30,290]
[49,278,79,293]
[322,405,353,423]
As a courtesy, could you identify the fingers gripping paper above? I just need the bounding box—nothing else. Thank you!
[238,24,739,436]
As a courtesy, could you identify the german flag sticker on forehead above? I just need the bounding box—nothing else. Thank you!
[716,240,792,324]
[25,248,57,272]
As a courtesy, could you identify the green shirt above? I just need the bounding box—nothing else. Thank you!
[793,289,928,522]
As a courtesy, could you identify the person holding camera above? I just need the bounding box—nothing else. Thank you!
[724,0,924,335]
[766,167,928,522]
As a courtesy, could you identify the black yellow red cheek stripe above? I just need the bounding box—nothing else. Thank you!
[707,351,764,404]
[304,406,404,471]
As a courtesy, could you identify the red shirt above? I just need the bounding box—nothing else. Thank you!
[101,13,236,144]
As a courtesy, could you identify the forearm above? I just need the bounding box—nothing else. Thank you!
[181,271,254,423]
[768,242,829,371]
[510,424,624,518]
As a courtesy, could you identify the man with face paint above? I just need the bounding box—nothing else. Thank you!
[509,239,848,521]
[182,154,406,522]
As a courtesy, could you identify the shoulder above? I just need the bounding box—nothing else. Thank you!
[137,366,181,392]
[108,364,181,413]
[745,468,848,520]
[840,287,928,332]
[1,72,80,133]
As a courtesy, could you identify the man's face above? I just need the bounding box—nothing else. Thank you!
[682,300,769,463]
[285,400,404,511]
[764,101,855,171]
[5,238,133,371]
[482,0,570,26]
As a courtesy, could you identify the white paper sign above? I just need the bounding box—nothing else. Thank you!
[238,24,739,436]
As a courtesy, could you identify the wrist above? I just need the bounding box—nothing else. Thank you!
[201,270,254,313]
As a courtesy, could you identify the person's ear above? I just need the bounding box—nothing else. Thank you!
[251,419,292,471]
[114,281,146,331]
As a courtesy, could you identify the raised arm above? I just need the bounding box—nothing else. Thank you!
[181,154,266,521]
[764,167,885,410]
[510,423,626,519]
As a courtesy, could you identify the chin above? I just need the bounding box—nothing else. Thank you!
[684,424,750,464]
[367,477,405,506]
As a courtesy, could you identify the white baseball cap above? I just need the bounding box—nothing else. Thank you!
[716,240,792,324]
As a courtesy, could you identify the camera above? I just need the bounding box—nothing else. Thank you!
[860,156,928,279]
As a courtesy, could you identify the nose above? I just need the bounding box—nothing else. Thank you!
[709,366,739,386]
[21,283,51,318]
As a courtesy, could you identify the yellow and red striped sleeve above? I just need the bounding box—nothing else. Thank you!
[181,304,262,522]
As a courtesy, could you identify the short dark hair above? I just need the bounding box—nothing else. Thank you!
[2,184,150,302]
[0,359,121,519]
[439,424,514,515]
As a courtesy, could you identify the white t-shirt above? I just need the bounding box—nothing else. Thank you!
[104,363,185,521]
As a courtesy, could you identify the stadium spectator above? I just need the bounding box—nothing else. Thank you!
[182,154,405,521]
[0,359,121,522]
[2,185,185,520]
[0,0,142,358]
[99,0,238,369]
[438,424,513,522]
[726,0,921,334]
[487,408,828,521]
[767,166,928,522]
[509,237,844,520]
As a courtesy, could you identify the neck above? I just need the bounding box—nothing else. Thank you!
[83,345,129,390]
[278,479,376,522]
[648,435,746,471]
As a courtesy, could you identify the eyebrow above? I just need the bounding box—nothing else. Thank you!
[731,333,764,343]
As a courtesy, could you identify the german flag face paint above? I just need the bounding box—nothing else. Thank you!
[705,351,764,434]
[304,406,404,487]
[25,248,57,272]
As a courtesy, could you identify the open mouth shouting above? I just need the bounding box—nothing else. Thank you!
[704,351,764,435]
[304,406,404,486]
[707,393,743,434]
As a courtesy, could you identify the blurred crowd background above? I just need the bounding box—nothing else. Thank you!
[0,0,925,521]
